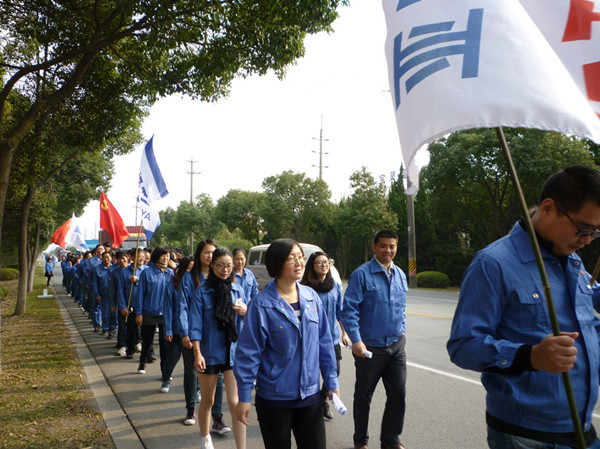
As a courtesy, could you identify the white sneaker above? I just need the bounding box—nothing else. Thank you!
[200,434,214,449]
[135,343,142,352]
[117,346,127,357]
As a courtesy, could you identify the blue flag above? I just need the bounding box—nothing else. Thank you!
[138,136,168,241]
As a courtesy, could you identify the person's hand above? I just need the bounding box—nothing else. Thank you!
[194,352,206,373]
[130,275,137,283]
[96,296,101,303]
[236,402,251,426]
[327,388,340,401]
[135,315,143,326]
[110,307,116,312]
[531,332,579,373]
[182,336,192,349]
[165,335,173,342]
[120,308,129,317]
[352,341,367,357]
[341,333,351,348]
[233,302,247,316]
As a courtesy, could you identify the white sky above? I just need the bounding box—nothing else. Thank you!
[77,0,429,240]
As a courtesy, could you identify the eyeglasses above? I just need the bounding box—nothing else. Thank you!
[214,263,233,271]
[556,202,600,239]
[285,255,306,265]
[314,260,330,266]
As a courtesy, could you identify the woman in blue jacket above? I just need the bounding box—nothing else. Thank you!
[190,247,247,449]
[135,247,174,376]
[234,239,340,449]
[44,257,54,286]
[301,251,350,420]
[232,248,259,302]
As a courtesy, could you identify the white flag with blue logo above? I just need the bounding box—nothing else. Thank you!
[138,136,169,241]
[65,215,89,252]
[384,0,600,193]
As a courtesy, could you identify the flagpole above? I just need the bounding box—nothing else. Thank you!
[495,127,586,449]
[125,218,144,323]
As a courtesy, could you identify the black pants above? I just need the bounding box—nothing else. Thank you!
[140,321,165,373]
[353,334,407,446]
[256,402,326,449]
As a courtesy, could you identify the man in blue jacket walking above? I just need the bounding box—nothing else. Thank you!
[447,166,600,449]
[342,229,408,449]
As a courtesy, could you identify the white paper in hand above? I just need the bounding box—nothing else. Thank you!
[363,350,373,359]
[332,393,347,416]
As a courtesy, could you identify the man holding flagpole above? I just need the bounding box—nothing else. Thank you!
[448,166,600,449]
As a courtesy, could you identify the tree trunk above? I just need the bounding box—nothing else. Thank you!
[13,186,35,316]
[28,222,40,292]
[0,139,17,268]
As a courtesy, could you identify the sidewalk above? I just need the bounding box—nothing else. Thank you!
[52,268,266,449]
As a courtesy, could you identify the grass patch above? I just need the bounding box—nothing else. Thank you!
[0,268,114,449]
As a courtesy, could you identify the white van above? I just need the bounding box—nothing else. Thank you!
[247,243,342,290]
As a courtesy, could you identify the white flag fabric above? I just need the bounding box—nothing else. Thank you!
[383,0,600,193]
[519,0,600,118]
[138,136,169,241]
[65,216,89,252]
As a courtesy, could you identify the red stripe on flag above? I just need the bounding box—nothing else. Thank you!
[584,61,600,101]
[563,0,600,42]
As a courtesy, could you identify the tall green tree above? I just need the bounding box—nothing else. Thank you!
[334,167,397,271]
[421,128,597,282]
[260,171,333,242]
[215,190,266,246]
[0,0,348,263]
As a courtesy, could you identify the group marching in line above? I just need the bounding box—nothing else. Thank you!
[57,230,409,449]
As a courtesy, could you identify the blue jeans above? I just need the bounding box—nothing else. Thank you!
[487,426,600,449]
[212,372,224,417]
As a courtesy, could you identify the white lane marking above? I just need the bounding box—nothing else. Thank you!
[408,361,600,419]
[408,361,482,386]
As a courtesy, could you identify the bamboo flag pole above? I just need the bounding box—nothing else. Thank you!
[125,219,144,323]
[495,127,585,449]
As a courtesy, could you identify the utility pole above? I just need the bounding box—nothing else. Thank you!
[406,177,417,288]
[311,115,329,180]
[187,158,201,255]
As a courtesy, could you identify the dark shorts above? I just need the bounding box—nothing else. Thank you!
[202,364,232,375]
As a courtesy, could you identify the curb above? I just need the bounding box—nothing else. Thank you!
[55,287,145,449]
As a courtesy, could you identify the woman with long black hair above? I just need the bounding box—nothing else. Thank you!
[301,251,350,420]
[189,247,247,449]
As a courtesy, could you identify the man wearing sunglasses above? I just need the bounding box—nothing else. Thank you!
[448,165,600,449]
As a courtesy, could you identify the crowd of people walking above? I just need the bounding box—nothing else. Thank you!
[56,230,409,449]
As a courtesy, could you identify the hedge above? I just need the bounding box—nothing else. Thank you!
[0,268,19,281]
[0,284,8,300]
[417,271,450,289]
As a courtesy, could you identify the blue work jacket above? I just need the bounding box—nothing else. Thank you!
[108,266,124,308]
[92,264,111,300]
[315,281,343,346]
[177,271,206,338]
[189,282,246,366]
[234,268,259,302]
[45,261,54,273]
[234,281,339,403]
[117,264,147,310]
[164,281,181,337]
[447,222,600,434]
[342,258,408,347]
[135,264,173,317]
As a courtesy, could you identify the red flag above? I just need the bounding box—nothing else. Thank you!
[51,218,71,248]
[99,192,129,248]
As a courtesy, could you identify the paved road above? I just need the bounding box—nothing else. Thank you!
[52,269,600,449]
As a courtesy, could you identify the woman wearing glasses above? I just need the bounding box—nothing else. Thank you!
[301,251,350,420]
[234,239,339,449]
[189,247,247,449]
